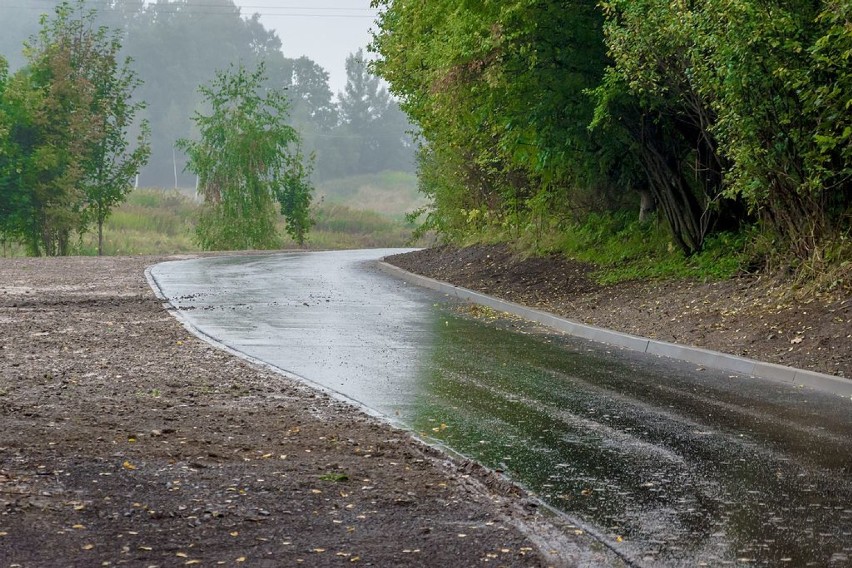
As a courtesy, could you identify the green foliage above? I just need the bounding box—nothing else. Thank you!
[596,0,849,258]
[698,0,850,253]
[67,4,151,256]
[0,0,149,256]
[553,212,752,284]
[373,0,849,278]
[371,0,613,245]
[177,63,314,250]
[319,472,349,482]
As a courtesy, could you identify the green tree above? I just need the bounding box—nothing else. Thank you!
[177,63,314,249]
[597,0,850,257]
[74,5,151,256]
[371,0,612,241]
[692,0,850,256]
[0,0,150,256]
[593,0,731,255]
[0,56,16,247]
[270,56,338,131]
[0,56,43,252]
[124,0,291,187]
[330,49,413,177]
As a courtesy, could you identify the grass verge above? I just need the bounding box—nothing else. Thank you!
[0,187,420,257]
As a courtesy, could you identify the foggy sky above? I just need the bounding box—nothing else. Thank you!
[230,0,379,96]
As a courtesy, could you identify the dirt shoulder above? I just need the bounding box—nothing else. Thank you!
[0,255,624,567]
[385,244,851,379]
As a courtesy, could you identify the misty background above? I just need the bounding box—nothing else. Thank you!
[0,0,416,207]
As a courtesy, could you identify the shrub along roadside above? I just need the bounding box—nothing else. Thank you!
[371,0,850,280]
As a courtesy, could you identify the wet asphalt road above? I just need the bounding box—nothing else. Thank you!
[149,250,852,567]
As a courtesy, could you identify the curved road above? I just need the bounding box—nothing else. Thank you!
[150,250,852,567]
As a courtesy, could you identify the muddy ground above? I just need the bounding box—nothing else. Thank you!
[0,254,627,568]
[386,245,851,379]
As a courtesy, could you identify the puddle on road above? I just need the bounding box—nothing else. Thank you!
[152,252,852,567]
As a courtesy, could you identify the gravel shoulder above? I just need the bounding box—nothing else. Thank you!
[0,254,624,567]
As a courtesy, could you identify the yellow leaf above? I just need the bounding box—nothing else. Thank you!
[313,548,326,553]
[236,557,246,563]
[230,531,239,537]
[122,461,137,470]
[72,524,85,529]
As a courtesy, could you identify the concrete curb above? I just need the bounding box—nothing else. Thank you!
[377,261,852,398]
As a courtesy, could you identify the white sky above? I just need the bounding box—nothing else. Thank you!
[230,1,380,96]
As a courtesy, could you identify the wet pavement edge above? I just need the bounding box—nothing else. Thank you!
[376,260,852,398]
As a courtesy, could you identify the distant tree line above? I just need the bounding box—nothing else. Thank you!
[370,0,850,261]
[0,0,414,188]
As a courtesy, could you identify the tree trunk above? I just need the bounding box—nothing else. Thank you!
[639,139,705,255]
[638,188,656,222]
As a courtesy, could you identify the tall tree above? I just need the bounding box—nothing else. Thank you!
[333,49,413,176]
[81,35,150,256]
[0,56,19,248]
[123,0,289,187]
[338,49,391,129]
[0,1,149,255]
[371,0,611,239]
[177,63,313,249]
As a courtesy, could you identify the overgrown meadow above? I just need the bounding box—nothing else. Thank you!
[0,171,425,257]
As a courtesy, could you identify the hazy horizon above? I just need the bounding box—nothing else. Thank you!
[1,0,379,96]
